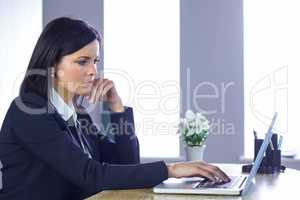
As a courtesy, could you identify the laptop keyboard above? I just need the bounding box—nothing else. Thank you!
[194,176,241,189]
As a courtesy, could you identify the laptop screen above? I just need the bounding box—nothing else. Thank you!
[242,112,278,195]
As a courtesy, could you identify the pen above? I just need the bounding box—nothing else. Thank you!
[278,135,283,150]
[270,140,275,150]
[253,129,258,140]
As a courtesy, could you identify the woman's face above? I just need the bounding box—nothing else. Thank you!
[54,39,99,99]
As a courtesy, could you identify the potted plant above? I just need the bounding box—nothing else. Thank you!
[179,110,210,161]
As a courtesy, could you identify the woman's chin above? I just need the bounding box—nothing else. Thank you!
[76,88,91,97]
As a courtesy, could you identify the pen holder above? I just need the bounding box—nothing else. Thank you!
[242,133,286,174]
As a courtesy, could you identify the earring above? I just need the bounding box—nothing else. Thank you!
[50,68,55,77]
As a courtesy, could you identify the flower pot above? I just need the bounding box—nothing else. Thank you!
[186,145,206,161]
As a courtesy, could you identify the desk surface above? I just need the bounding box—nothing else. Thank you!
[86,163,299,200]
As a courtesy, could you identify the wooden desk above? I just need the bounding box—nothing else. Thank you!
[86,163,300,200]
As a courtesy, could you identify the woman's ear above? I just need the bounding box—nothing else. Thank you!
[50,65,62,79]
[49,67,56,78]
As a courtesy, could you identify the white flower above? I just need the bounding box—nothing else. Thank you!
[179,110,210,147]
[202,122,209,130]
[189,121,196,128]
[186,129,194,136]
[185,110,195,122]
[196,112,204,120]
[195,112,207,123]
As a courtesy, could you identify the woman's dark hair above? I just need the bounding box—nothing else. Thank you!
[20,17,101,100]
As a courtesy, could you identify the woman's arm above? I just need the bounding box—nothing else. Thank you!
[77,106,139,164]
[9,98,168,197]
[97,106,140,164]
[86,78,140,164]
[86,78,231,183]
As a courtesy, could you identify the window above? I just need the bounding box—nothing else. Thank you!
[244,0,299,158]
[104,0,180,158]
[0,0,42,126]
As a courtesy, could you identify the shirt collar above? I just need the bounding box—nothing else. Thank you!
[50,88,77,122]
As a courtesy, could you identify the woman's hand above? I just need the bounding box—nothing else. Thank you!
[87,78,124,112]
[166,161,230,183]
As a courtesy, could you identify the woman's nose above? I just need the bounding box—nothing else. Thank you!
[86,63,97,76]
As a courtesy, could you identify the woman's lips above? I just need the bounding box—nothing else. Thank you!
[86,80,94,84]
[82,81,93,87]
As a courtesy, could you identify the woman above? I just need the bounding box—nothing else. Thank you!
[0,17,229,200]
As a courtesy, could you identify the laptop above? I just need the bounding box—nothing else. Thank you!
[153,112,278,196]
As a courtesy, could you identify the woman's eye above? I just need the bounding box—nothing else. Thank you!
[76,60,88,66]
[94,59,100,64]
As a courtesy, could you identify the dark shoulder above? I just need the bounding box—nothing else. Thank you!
[7,92,53,121]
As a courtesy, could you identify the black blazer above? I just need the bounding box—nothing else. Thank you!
[0,92,168,200]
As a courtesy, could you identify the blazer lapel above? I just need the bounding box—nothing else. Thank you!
[54,111,95,159]
[19,92,94,158]
[52,111,82,149]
